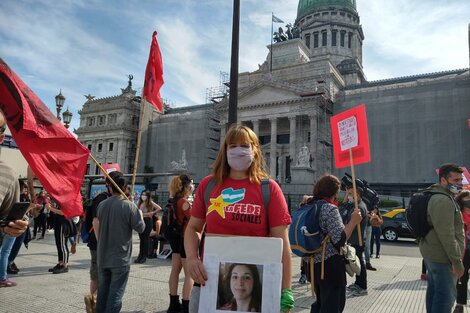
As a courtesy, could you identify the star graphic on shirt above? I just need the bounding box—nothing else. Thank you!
[207,195,229,219]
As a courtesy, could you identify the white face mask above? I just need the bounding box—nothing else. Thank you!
[227,146,254,172]
[141,195,148,201]
[347,195,354,203]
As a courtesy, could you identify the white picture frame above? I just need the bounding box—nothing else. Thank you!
[199,236,283,313]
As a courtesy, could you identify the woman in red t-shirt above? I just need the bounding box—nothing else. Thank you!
[185,124,293,313]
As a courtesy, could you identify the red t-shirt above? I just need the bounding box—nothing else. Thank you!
[191,175,291,237]
[176,197,191,232]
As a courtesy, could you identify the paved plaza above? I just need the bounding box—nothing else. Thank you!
[1,232,468,313]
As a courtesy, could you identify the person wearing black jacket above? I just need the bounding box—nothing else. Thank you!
[339,185,368,298]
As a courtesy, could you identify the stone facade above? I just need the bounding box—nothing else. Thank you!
[76,1,470,198]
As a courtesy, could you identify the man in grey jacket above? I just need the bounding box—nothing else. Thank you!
[419,163,464,313]
[93,171,145,313]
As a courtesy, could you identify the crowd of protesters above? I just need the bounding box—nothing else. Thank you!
[0,119,469,313]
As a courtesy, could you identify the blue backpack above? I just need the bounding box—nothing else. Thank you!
[289,199,326,257]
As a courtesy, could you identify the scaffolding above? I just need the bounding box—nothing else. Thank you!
[205,71,229,104]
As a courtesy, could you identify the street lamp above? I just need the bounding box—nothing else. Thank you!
[54,90,72,128]
[62,107,73,129]
[55,90,65,120]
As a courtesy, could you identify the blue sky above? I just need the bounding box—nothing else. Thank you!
[1,0,469,132]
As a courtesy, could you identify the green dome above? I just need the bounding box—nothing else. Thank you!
[297,0,357,19]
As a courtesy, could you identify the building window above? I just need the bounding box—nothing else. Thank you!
[109,142,114,151]
[258,135,271,145]
[98,115,105,126]
[332,30,337,46]
[313,32,319,48]
[340,31,346,47]
[86,164,90,175]
[95,165,100,175]
[307,131,311,143]
[348,32,353,48]
[98,143,103,152]
[277,134,290,144]
[87,117,93,126]
[321,30,327,46]
[305,34,311,49]
[87,144,92,151]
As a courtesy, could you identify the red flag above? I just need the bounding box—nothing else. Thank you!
[0,58,90,218]
[143,31,164,113]
[330,104,371,168]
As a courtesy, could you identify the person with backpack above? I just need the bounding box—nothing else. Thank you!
[453,190,470,313]
[308,174,362,313]
[419,163,464,313]
[135,190,162,264]
[184,124,294,313]
[166,174,194,313]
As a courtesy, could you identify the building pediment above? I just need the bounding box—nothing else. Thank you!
[238,80,308,107]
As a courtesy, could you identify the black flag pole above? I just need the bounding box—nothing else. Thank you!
[227,0,240,128]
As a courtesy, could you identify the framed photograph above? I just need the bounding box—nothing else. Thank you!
[199,236,283,313]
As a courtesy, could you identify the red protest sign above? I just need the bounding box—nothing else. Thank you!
[330,104,370,168]
[101,163,121,178]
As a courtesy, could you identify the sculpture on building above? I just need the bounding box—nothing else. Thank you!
[84,94,95,102]
[170,149,188,171]
[297,145,311,167]
[274,24,300,43]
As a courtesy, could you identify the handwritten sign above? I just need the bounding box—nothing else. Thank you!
[338,116,358,151]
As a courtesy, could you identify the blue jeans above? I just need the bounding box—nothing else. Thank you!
[9,230,27,263]
[424,260,457,313]
[0,235,16,280]
[96,265,130,313]
[364,225,372,263]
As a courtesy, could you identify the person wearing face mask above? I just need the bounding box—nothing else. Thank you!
[135,190,162,264]
[185,124,293,313]
[453,190,470,313]
[419,163,464,313]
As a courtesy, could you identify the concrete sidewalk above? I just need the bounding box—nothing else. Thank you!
[0,233,466,313]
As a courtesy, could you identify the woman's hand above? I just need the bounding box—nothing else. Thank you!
[350,207,362,225]
[186,256,207,285]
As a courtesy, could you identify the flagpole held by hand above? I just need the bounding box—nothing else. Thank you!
[349,148,362,246]
[89,154,128,200]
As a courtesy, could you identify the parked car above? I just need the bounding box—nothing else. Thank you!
[381,208,415,241]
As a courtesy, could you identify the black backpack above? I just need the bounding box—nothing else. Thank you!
[406,191,435,238]
[361,180,380,211]
[162,196,183,240]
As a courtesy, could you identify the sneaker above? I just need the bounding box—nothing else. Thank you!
[346,284,360,291]
[299,274,307,284]
[84,294,94,313]
[10,262,19,272]
[71,242,77,254]
[366,262,377,271]
[48,264,61,272]
[453,304,464,313]
[7,264,18,275]
[376,255,380,259]
[420,274,427,281]
[347,286,368,298]
[52,265,69,274]
[0,278,17,287]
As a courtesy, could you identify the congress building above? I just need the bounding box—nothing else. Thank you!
[76,0,470,200]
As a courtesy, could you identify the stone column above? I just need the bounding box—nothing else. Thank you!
[252,119,259,136]
[270,117,277,177]
[289,116,296,165]
[310,114,317,172]
[220,121,226,140]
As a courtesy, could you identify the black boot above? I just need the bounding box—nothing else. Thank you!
[167,294,181,313]
[181,299,189,313]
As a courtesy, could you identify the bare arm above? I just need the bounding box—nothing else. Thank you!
[45,203,64,216]
[270,225,292,290]
[184,216,206,284]
[92,217,100,241]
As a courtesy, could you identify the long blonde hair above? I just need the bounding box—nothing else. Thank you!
[168,174,192,198]
[212,124,269,185]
